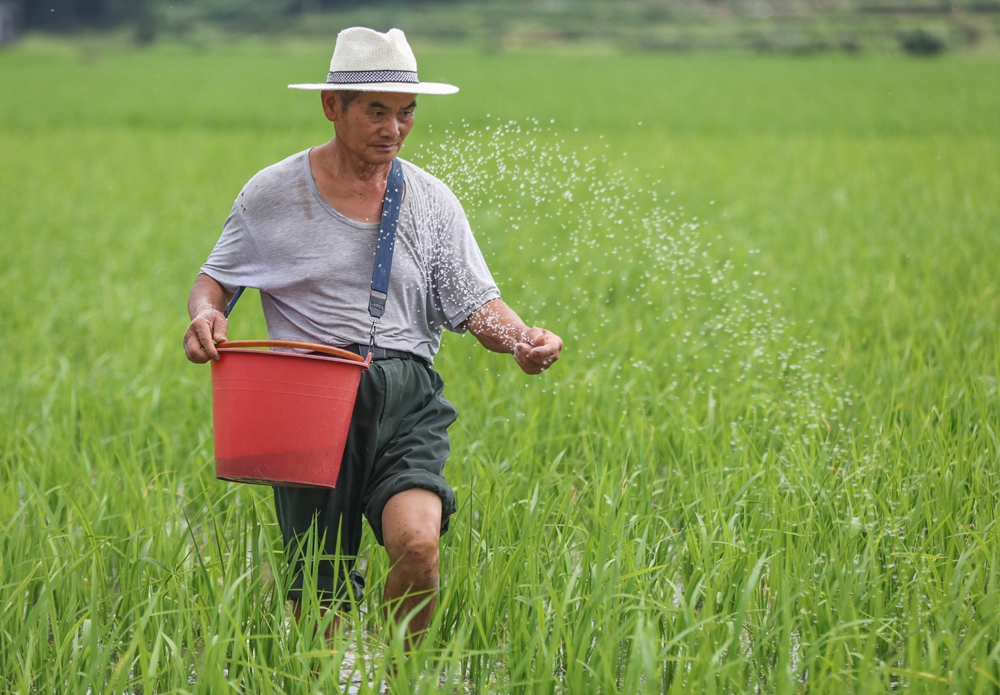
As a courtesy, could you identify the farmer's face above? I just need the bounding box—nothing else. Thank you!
[324,91,417,165]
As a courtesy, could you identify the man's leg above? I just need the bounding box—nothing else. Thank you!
[275,360,388,643]
[274,486,365,643]
[381,488,443,649]
[290,594,342,642]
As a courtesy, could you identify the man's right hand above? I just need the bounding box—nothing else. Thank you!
[184,274,232,363]
[184,309,228,363]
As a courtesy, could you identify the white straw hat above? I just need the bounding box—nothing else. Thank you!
[288,27,458,95]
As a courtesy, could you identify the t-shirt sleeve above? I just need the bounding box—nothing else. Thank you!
[431,191,501,333]
[199,203,267,295]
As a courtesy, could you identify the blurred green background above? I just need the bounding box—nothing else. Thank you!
[2,0,999,55]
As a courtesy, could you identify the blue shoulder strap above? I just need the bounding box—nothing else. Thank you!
[223,158,406,344]
[368,157,404,321]
[223,286,244,318]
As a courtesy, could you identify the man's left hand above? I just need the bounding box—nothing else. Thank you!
[513,328,563,375]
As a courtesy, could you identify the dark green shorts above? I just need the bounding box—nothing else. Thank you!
[272,357,458,601]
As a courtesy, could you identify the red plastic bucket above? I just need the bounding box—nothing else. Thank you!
[210,340,370,488]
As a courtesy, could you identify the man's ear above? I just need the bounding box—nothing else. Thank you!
[321,91,339,123]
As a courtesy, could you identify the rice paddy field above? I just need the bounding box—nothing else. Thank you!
[1,36,999,694]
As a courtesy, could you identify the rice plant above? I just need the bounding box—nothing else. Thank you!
[1,40,998,693]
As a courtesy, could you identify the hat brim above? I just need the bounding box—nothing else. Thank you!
[288,81,458,95]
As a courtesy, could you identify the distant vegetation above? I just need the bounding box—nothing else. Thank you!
[3,0,999,54]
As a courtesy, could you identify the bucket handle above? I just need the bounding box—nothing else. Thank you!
[215,340,366,363]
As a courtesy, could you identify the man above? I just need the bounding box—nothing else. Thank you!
[182,27,562,646]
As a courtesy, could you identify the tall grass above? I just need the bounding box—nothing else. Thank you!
[1,41,998,693]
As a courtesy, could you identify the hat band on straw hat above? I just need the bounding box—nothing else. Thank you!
[288,27,457,94]
[327,70,418,85]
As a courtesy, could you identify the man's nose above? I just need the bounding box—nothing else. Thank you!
[381,117,401,138]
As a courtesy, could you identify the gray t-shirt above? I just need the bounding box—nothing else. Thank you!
[201,151,500,363]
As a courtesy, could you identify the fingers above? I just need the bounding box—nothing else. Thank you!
[525,330,563,359]
[513,343,544,375]
[183,329,210,364]
[212,317,228,345]
[183,310,227,363]
[198,325,222,362]
[513,328,563,375]
[528,339,560,359]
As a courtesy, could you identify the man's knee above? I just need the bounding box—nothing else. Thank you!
[392,533,440,575]
[383,488,442,584]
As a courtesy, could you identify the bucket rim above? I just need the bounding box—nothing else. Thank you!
[216,347,371,370]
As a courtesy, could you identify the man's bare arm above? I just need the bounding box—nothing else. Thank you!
[183,273,233,363]
[462,298,563,375]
